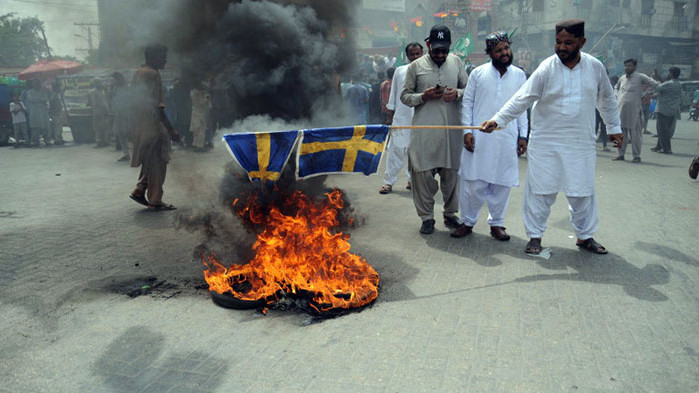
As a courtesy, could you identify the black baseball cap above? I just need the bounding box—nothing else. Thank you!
[426,25,451,49]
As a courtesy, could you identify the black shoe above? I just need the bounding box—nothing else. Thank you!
[650,147,661,152]
[632,157,641,163]
[451,224,473,238]
[612,156,625,161]
[443,216,460,229]
[660,150,673,154]
[420,219,435,234]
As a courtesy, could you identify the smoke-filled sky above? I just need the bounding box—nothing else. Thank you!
[1,0,98,59]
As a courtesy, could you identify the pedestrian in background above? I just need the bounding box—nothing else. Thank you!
[25,79,51,147]
[88,79,110,148]
[111,72,131,162]
[9,93,28,147]
[651,67,682,155]
[379,67,394,125]
[190,81,212,151]
[49,81,64,145]
[612,58,658,163]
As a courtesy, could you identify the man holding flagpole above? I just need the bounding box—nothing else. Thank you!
[401,25,468,234]
[481,19,622,255]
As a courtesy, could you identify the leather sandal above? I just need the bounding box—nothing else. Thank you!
[525,238,542,255]
[576,238,608,254]
[378,184,392,194]
[129,193,148,207]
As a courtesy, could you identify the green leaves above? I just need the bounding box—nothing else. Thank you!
[0,13,49,67]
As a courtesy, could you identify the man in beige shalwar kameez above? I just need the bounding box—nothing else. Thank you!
[612,58,658,163]
[129,44,180,210]
[401,25,468,234]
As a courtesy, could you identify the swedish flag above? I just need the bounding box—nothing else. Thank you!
[223,131,299,183]
[297,125,389,179]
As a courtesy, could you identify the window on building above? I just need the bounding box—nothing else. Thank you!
[532,0,545,12]
[641,0,654,14]
[673,2,686,16]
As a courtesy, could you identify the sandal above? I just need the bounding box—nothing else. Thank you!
[378,184,392,194]
[406,181,412,190]
[129,193,149,207]
[525,238,542,255]
[576,238,608,254]
[147,203,177,211]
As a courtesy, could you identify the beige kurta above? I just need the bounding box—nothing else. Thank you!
[615,72,658,131]
[130,65,169,168]
[400,53,468,172]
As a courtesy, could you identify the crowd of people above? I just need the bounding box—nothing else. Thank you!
[376,20,694,257]
[8,67,217,160]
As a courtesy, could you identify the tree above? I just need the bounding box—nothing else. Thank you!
[0,13,49,67]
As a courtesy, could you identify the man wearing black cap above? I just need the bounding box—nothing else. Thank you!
[400,25,468,235]
[481,19,623,255]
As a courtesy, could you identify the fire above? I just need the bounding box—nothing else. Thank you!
[203,189,379,313]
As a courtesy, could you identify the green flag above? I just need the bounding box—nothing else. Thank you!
[451,31,473,60]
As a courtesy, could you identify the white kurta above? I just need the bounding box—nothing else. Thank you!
[386,64,413,148]
[493,52,621,197]
[459,62,528,187]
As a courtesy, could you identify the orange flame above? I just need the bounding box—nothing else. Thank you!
[203,189,379,313]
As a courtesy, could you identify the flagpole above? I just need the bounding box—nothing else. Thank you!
[390,125,500,130]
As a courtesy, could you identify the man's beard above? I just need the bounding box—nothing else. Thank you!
[492,54,513,69]
[556,46,580,62]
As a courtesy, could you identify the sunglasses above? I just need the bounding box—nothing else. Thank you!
[431,47,449,55]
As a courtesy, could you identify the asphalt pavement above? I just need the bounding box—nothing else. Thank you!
[1,118,698,393]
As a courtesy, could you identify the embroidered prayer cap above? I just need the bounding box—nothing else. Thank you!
[485,31,511,51]
[425,25,452,49]
[555,19,585,37]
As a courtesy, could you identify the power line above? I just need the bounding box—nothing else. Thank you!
[7,0,96,10]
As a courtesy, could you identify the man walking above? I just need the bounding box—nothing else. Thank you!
[401,25,468,234]
[651,67,682,154]
[129,43,180,211]
[452,32,528,241]
[612,58,658,163]
[481,19,622,255]
[379,42,423,195]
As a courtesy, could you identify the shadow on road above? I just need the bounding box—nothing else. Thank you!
[93,326,229,393]
[635,241,698,267]
[420,232,670,302]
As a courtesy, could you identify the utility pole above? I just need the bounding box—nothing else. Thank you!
[74,22,100,58]
[39,25,52,58]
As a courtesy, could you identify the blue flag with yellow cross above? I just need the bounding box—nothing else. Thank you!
[223,130,299,184]
[297,125,389,179]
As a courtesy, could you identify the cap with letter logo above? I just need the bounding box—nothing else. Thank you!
[426,25,451,49]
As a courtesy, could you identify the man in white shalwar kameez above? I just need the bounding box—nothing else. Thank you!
[379,42,424,194]
[452,32,528,241]
[481,19,623,255]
